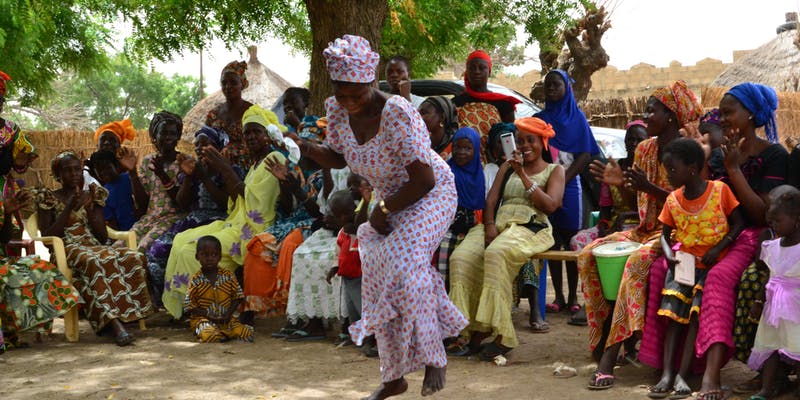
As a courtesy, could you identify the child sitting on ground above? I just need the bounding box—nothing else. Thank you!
[651,138,745,398]
[89,150,139,230]
[326,189,365,347]
[185,236,254,343]
[747,187,800,400]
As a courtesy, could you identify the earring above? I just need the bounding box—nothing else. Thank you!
[439,122,444,127]
[748,115,753,120]
[668,118,673,122]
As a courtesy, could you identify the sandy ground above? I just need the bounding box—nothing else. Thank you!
[3,302,796,400]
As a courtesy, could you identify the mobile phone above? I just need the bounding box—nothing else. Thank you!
[500,132,516,160]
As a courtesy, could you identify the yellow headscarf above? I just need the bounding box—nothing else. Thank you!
[242,105,287,135]
[12,131,35,160]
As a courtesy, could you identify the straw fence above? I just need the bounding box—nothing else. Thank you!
[16,129,193,189]
[579,96,650,129]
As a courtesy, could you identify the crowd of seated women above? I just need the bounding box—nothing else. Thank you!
[2,49,800,400]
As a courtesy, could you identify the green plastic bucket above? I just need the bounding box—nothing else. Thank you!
[592,241,642,300]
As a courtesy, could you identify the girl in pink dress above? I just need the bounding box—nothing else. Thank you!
[290,35,467,400]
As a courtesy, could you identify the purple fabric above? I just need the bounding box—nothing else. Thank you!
[763,276,800,326]
[748,349,800,370]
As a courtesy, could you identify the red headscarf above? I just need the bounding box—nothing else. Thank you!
[464,50,521,107]
[0,71,11,98]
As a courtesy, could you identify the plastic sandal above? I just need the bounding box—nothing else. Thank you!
[545,301,565,313]
[587,370,615,390]
[285,329,326,342]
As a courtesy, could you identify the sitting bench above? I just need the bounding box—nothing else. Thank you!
[530,250,581,318]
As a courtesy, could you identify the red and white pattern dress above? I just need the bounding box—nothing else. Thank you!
[325,95,467,382]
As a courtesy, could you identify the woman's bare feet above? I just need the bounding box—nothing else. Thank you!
[421,366,446,396]
[363,377,408,400]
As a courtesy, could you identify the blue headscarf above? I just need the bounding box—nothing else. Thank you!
[447,127,485,211]
[195,125,230,150]
[535,69,600,155]
[726,83,779,143]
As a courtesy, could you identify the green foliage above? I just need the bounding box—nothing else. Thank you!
[0,0,111,104]
[512,0,583,52]
[39,54,200,129]
[381,0,516,77]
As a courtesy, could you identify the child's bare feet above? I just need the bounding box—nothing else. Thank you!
[671,374,692,399]
[363,378,408,400]
[421,366,445,396]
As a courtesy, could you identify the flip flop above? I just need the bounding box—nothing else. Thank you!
[696,389,727,400]
[479,342,512,362]
[567,308,588,326]
[285,329,325,342]
[270,327,298,338]
[669,389,692,400]
[587,370,615,390]
[530,321,550,333]
[115,331,135,347]
[545,301,565,313]
[647,390,670,399]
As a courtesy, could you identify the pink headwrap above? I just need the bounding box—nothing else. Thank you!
[323,35,380,83]
[625,120,647,130]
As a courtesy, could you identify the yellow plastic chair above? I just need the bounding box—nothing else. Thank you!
[24,213,146,342]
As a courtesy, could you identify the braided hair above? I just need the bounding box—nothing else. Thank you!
[148,110,183,143]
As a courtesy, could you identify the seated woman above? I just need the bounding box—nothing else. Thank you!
[162,105,285,319]
[640,82,788,400]
[206,61,254,169]
[86,119,137,189]
[241,128,328,322]
[581,81,703,390]
[570,120,647,249]
[36,152,153,346]
[0,126,79,351]
[432,127,484,291]
[452,51,519,141]
[124,111,191,252]
[448,117,564,360]
[146,126,241,308]
[418,96,459,160]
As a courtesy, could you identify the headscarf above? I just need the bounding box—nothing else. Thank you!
[421,96,459,153]
[447,127,485,211]
[323,35,380,83]
[222,61,249,89]
[0,71,10,99]
[535,69,600,155]
[650,80,704,127]
[195,125,230,150]
[463,50,521,107]
[242,105,300,162]
[514,117,556,150]
[487,122,516,162]
[726,82,779,143]
[700,109,721,126]
[94,119,136,144]
[625,120,647,130]
[51,151,80,181]
[149,111,183,141]
[12,131,35,162]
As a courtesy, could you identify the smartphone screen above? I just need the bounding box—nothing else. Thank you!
[500,132,516,160]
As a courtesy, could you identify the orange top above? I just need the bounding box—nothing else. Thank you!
[659,180,739,268]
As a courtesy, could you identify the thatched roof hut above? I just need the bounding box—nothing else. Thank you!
[181,46,293,142]
[711,18,800,90]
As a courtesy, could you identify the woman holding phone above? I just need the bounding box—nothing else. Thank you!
[448,116,565,360]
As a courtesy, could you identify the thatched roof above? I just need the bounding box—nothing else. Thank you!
[181,46,294,141]
[711,30,800,90]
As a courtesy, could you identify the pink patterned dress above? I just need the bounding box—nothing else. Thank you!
[325,95,467,382]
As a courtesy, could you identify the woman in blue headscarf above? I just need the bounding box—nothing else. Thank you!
[535,69,600,317]
[146,125,244,307]
[433,127,485,293]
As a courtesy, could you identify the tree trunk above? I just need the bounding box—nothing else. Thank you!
[305,0,389,115]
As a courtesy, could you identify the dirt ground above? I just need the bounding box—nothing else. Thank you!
[3,301,796,400]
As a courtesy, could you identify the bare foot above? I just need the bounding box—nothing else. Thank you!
[649,371,673,397]
[421,366,446,396]
[671,374,692,399]
[362,378,408,400]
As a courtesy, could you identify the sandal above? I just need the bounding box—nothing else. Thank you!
[545,300,566,313]
[587,370,615,390]
[285,329,326,342]
[696,389,727,400]
[115,331,135,347]
[445,341,473,356]
[669,388,692,400]
[567,307,588,326]
[270,327,298,338]
[334,333,353,346]
[479,342,512,362]
[530,321,550,333]
[569,304,582,314]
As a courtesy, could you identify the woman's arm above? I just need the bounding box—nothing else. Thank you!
[119,148,149,212]
[564,152,590,183]
[295,139,348,169]
[368,160,435,235]
[625,165,670,202]
[519,164,565,214]
[87,198,108,244]
[39,190,86,237]
[202,146,245,200]
[483,162,511,245]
